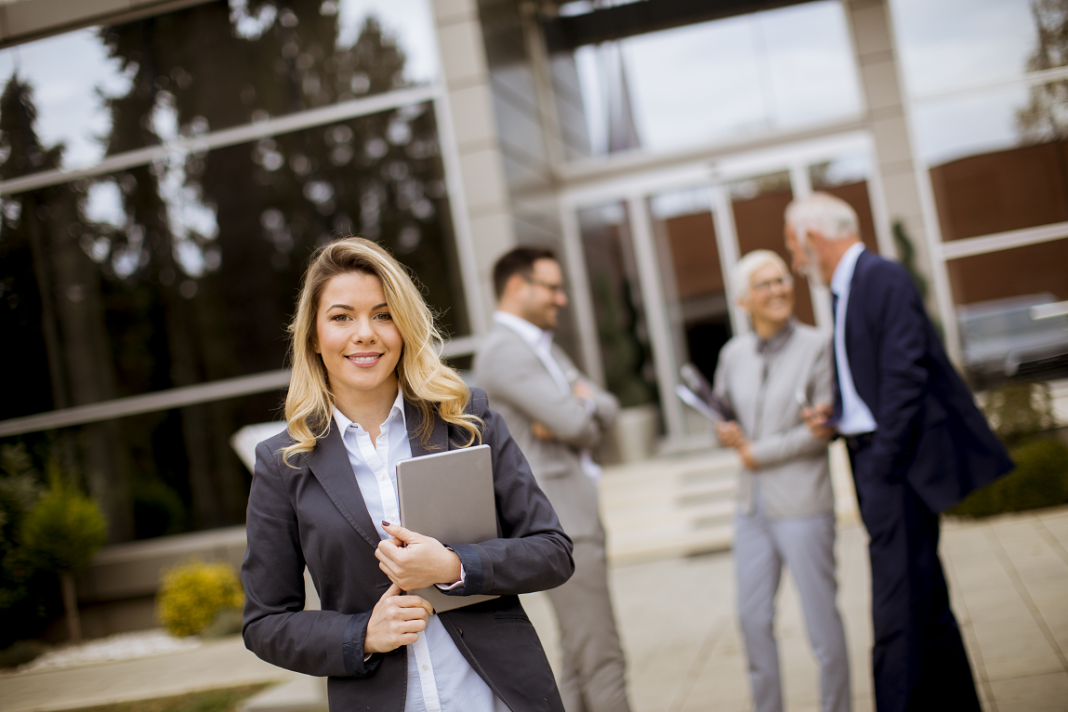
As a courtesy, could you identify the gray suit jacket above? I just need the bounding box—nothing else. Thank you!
[713,322,835,520]
[242,388,573,712]
[473,322,619,542]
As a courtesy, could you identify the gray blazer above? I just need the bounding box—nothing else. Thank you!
[713,322,835,520]
[242,388,573,712]
[472,322,619,542]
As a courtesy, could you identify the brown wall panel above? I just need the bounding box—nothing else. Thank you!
[930,142,1068,242]
[946,238,1068,306]
[662,212,722,300]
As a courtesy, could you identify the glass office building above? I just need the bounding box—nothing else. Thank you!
[1,0,1065,546]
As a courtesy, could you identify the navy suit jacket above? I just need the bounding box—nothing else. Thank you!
[841,250,1012,513]
[242,388,573,712]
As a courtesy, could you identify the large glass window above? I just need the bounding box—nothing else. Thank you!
[891,0,1043,97]
[891,0,1068,382]
[554,0,862,157]
[0,0,437,178]
[0,0,466,543]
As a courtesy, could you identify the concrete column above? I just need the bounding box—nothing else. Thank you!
[430,0,517,331]
[843,1,932,289]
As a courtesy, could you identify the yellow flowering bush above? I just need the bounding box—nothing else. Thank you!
[157,560,243,637]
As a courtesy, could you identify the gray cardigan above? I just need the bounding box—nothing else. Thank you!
[713,322,835,520]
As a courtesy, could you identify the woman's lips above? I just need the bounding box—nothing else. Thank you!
[345,353,382,368]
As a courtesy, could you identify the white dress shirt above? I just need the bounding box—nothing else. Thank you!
[829,242,878,436]
[332,392,508,712]
[492,311,602,480]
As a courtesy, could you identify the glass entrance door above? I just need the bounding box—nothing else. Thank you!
[562,134,890,450]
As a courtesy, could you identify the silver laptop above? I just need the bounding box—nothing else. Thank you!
[396,444,499,612]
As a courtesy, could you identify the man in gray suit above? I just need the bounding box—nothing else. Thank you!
[473,247,632,712]
[713,250,850,712]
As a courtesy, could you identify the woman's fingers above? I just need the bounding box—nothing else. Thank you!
[365,586,433,653]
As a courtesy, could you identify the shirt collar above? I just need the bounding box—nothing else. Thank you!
[830,242,866,297]
[332,388,407,434]
[493,310,551,349]
[755,318,796,355]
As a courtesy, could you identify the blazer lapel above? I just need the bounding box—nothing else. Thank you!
[307,423,381,549]
[405,398,449,456]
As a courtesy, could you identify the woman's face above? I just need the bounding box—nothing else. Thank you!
[315,271,403,408]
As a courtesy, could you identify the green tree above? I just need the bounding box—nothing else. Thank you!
[21,467,107,644]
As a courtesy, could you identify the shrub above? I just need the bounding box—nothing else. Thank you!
[157,560,243,637]
[22,478,107,573]
[21,471,107,644]
[948,438,1068,518]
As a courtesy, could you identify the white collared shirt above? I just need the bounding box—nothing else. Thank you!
[829,242,878,436]
[332,393,507,712]
[492,311,602,480]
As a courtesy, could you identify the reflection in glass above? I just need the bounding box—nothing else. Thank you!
[728,172,816,325]
[890,0,1042,97]
[0,68,462,543]
[949,240,1068,382]
[913,84,1068,241]
[558,1,861,157]
[577,203,657,409]
[0,0,438,177]
[647,187,730,436]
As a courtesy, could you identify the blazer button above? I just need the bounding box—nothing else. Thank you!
[457,627,463,636]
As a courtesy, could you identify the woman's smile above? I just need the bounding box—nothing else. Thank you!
[346,352,384,367]
[315,271,403,410]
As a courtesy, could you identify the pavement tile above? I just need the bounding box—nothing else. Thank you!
[682,659,752,712]
[969,613,1064,681]
[1036,510,1068,556]
[988,671,1068,712]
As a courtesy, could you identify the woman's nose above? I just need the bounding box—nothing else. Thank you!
[350,317,376,342]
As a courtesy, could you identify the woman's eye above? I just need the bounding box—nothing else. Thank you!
[331,314,350,321]
[374,312,392,321]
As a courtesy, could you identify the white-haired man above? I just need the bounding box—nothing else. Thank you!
[712,249,850,712]
[784,193,1012,712]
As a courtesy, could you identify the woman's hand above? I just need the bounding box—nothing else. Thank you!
[364,583,434,653]
[715,421,758,470]
[801,403,836,440]
[376,521,463,591]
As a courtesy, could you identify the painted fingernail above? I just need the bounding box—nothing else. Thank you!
[382,520,392,528]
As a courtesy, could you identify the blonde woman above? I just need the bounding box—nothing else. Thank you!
[242,237,574,712]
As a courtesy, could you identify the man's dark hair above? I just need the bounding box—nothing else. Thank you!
[492,246,557,299]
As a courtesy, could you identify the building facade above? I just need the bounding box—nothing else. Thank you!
[1,0,1066,550]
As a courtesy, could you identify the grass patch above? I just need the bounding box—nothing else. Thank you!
[54,684,273,712]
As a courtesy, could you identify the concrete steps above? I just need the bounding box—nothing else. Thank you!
[600,448,741,565]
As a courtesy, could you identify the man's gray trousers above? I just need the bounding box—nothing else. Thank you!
[545,538,631,712]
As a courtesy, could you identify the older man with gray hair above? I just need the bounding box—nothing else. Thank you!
[785,193,1010,712]
[712,249,850,712]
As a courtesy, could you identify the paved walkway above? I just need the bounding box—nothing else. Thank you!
[524,504,1068,712]
[1,504,1066,712]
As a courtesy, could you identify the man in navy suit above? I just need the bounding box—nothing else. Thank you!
[783,193,1012,712]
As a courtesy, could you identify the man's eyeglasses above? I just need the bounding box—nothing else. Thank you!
[524,276,566,295]
[751,276,792,293]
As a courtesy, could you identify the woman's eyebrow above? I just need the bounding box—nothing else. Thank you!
[372,303,388,310]
[326,303,352,311]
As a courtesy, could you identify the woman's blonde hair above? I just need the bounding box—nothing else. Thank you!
[282,237,481,466]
